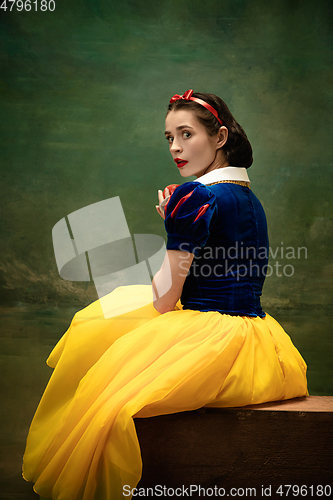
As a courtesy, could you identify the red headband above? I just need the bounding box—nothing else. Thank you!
[169,89,223,126]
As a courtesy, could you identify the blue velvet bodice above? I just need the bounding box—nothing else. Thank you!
[165,181,269,318]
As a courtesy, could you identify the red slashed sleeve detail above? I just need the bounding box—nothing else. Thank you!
[193,203,210,223]
[164,182,217,256]
[169,191,194,219]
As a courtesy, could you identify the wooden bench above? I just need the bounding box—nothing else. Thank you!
[39,397,332,499]
[135,396,333,498]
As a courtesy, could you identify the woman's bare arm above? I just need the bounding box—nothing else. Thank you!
[152,249,193,314]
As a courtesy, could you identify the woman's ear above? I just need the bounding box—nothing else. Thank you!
[216,126,228,150]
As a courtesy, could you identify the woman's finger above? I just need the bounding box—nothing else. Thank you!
[155,205,165,219]
[157,190,164,204]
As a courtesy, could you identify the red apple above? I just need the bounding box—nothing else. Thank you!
[163,184,179,198]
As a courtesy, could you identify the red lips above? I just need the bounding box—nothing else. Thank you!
[174,158,188,168]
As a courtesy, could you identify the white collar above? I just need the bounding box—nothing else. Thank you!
[195,167,250,185]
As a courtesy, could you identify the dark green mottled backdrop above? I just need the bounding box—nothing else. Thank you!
[0,0,332,463]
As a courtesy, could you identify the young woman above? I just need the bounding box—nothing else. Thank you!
[23,90,308,500]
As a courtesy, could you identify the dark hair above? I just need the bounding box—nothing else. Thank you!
[167,92,253,168]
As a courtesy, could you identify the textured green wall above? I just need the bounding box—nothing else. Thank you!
[0,0,332,394]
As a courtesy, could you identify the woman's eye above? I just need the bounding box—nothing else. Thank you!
[183,131,191,138]
[166,136,173,143]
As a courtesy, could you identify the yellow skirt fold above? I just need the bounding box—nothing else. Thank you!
[22,285,307,500]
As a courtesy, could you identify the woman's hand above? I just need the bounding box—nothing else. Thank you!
[155,188,169,219]
[155,184,179,219]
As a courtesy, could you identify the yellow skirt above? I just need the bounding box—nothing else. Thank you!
[22,285,307,500]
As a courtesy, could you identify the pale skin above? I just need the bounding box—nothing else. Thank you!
[152,109,229,314]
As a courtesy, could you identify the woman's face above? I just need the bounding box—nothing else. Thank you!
[165,109,225,178]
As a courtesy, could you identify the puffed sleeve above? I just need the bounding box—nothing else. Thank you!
[164,182,217,256]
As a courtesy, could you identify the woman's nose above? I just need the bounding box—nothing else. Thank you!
[170,139,182,153]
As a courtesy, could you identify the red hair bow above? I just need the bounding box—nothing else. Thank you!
[168,89,223,125]
[169,89,194,103]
